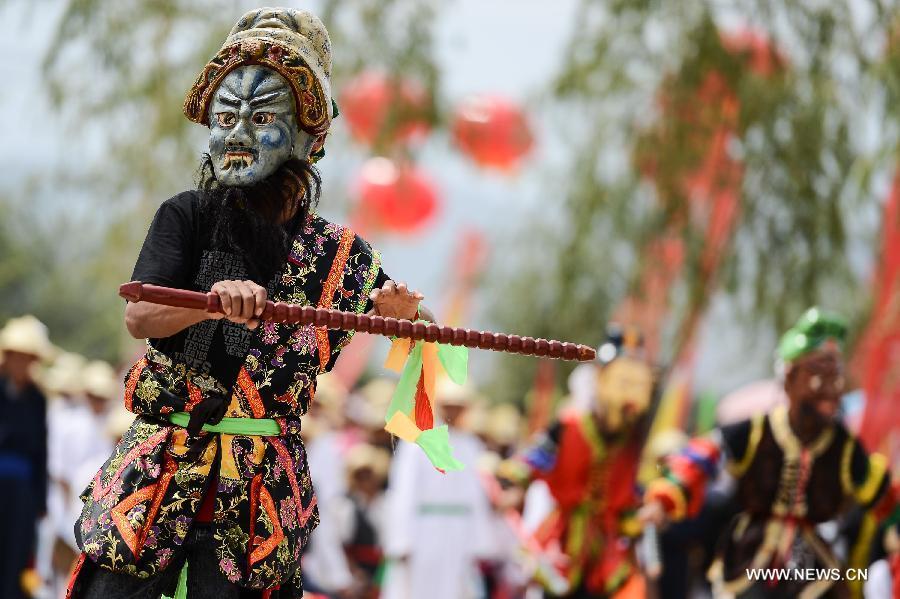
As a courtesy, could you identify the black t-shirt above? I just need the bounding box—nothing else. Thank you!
[131,191,388,389]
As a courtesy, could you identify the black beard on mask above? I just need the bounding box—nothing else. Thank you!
[196,154,321,285]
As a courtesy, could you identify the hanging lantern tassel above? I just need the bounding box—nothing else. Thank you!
[384,337,469,472]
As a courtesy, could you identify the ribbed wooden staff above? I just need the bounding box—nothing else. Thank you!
[120,281,597,362]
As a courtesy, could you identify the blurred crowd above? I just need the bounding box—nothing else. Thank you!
[1,312,897,599]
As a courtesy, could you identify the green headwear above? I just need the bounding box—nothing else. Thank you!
[777,307,847,363]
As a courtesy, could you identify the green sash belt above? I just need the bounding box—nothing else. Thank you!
[167,412,281,436]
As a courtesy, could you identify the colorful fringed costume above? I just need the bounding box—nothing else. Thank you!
[506,326,654,598]
[520,413,647,598]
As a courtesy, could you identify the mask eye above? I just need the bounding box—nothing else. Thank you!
[215,112,236,128]
[252,112,275,125]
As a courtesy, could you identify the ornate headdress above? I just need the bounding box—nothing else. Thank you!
[184,8,335,138]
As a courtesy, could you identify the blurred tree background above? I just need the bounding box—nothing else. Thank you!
[491,0,900,402]
[1,0,898,411]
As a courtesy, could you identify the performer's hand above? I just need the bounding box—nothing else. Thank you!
[369,280,423,321]
[886,525,900,554]
[210,280,267,329]
[637,501,668,528]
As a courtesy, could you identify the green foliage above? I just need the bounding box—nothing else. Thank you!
[489,0,900,403]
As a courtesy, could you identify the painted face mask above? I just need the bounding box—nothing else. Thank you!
[595,357,653,432]
[208,65,316,187]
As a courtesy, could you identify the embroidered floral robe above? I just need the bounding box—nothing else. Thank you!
[75,214,382,590]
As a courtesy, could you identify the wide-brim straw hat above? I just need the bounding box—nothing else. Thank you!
[82,360,120,401]
[106,404,135,439]
[184,7,334,136]
[485,403,523,446]
[437,378,478,407]
[40,351,87,396]
[345,443,391,482]
[348,377,396,428]
[0,315,56,361]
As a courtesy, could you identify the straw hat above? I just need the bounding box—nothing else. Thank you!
[347,377,396,428]
[485,403,523,447]
[41,351,87,397]
[82,360,120,401]
[184,7,335,136]
[458,399,488,436]
[105,403,136,440]
[0,315,55,361]
[345,443,391,482]
[436,378,478,407]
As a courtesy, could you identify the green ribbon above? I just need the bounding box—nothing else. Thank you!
[385,341,468,422]
[161,560,188,599]
[168,413,281,436]
[386,342,424,422]
[385,340,468,472]
[437,343,469,385]
[416,425,464,471]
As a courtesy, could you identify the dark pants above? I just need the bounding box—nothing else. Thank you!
[0,475,38,599]
[73,525,266,599]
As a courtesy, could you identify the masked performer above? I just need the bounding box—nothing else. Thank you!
[640,307,899,598]
[501,326,655,598]
[67,9,427,599]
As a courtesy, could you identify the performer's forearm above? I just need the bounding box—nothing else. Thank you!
[124,301,210,339]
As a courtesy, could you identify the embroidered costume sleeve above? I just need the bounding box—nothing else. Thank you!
[521,421,564,476]
[76,213,386,591]
[841,437,891,511]
[644,430,725,520]
[839,436,898,581]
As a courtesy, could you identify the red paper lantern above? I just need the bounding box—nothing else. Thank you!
[339,71,430,146]
[451,95,534,171]
[354,157,439,234]
[720,29,786,78]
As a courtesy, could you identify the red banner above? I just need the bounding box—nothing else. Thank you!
[856,173,900,457]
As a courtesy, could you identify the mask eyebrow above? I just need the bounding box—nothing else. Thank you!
[216,89,242,108]
[249,90,289,108]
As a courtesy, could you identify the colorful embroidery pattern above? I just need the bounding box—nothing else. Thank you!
[76,214,382,589]
[316,227,355,371]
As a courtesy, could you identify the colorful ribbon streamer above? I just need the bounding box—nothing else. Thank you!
[384,337,468,472]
